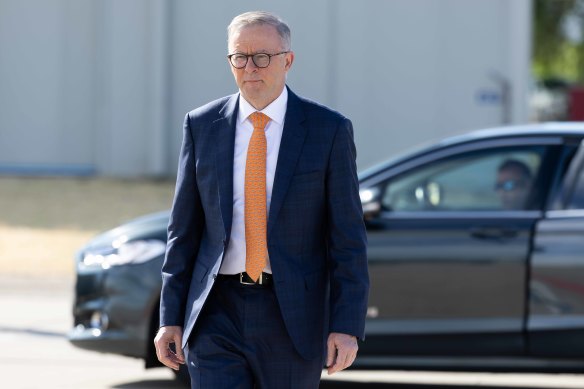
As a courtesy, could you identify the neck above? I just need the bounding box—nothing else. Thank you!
[248,99,270,111]
[243,86,285,111]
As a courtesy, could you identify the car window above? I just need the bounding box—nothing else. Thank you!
[381,147,545,212]
[568,161,584,209]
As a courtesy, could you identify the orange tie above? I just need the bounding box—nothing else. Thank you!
[245,112,270,281]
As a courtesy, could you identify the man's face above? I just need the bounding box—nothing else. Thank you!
[495,167,531,210]
[228,24,294,110]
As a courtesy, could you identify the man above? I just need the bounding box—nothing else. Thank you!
[154,11,369,388]
[495,159,533,210]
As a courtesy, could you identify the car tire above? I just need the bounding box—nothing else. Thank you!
[173,364,190,386]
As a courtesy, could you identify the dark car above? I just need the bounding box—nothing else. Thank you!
[69,123,584,378]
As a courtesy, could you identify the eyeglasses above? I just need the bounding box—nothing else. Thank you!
[495,179,527,192]
[227,51,289,69]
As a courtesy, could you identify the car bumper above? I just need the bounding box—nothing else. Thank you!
[68,256,163,359]
[68,326,145,357]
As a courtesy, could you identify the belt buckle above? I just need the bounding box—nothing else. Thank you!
[240,272,258,285]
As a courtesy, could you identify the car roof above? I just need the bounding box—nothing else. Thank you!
[359,122,584,181]
[438,122,584,147]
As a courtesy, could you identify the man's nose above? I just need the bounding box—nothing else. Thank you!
[244,57,258,72]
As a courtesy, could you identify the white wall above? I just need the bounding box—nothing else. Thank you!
[0,0,97,174]
[0,0,532,176]
[333,0,530,168]
[94,0,169,176]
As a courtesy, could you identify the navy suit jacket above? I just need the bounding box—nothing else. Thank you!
[160,87,369,360]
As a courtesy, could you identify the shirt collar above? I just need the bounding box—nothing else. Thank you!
[238,87,288,126]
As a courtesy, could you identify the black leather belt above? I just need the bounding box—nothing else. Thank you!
[217,272,273,286]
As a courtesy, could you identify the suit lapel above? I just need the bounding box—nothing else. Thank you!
[214,94,239,241]
[268,89,307,237]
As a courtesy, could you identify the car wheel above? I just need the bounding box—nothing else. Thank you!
[173,363,190,386]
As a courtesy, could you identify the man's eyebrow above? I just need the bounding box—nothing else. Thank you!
[230,50,270,55]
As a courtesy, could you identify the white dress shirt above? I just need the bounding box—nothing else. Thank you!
[219,87,288,274]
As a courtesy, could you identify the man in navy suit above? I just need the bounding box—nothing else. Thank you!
[154,11,369,388]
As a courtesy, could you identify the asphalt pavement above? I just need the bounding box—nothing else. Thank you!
[2,276,584,389]
[0,276,182,389]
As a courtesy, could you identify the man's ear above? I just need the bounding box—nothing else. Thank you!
[285,51,295,70]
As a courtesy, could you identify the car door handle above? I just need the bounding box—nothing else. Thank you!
[470,227,519,240]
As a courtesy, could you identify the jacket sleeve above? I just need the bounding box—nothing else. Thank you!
[159,112,204,327]
[326,117,369,340]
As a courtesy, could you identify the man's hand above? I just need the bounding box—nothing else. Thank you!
[154,325,185,370]
[326,332,358,375]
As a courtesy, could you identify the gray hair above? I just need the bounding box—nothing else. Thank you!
[227,11,291,51]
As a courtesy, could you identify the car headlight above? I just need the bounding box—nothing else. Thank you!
[80,239,166,270]
[359,187,379,203]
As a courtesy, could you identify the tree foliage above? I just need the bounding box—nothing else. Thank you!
[533,0,584,82]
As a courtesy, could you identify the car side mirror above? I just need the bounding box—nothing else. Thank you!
[360,187,382,220]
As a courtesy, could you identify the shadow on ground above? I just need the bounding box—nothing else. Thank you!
[320,383,538,389]
[111,378,542,389]
[112,379,185,388]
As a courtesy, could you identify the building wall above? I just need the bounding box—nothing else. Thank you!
[0,0,98,174]
[0,0,532,177]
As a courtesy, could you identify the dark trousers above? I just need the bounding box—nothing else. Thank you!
[185,277,324,389]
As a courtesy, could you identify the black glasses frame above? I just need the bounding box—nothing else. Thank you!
[227,51,289,69]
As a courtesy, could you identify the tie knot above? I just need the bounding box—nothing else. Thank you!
[249,112,270,131]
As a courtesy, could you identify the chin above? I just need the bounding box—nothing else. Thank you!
[242,89,266,102]
[243,83,264,93]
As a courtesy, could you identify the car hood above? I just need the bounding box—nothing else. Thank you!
[81,210,171,250]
